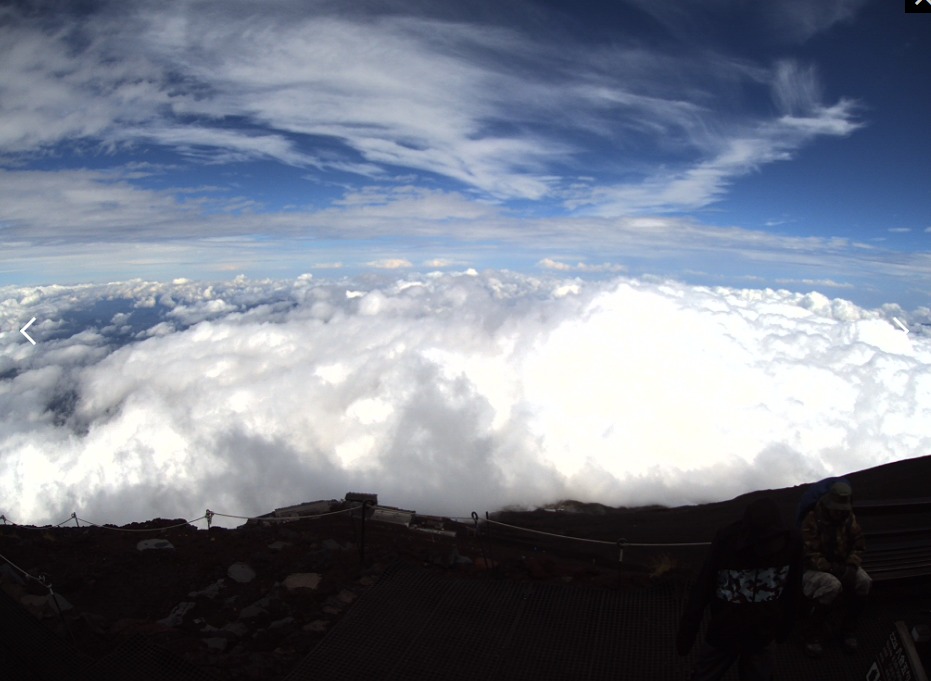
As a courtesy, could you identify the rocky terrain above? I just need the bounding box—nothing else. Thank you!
[1,501,639,680]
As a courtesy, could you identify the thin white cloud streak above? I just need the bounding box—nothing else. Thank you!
[574,63,860,214]
[1,273,930,528]
[537,259,627,274]
[762,0,870,43]
[2,172,930,306]
[367,259,413,269]
[775,278,854,290]
[622,0,869,45]
[0,169,206,240]
[0,2,861,211]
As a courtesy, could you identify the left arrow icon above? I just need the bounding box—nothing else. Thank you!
[20,317,36,345]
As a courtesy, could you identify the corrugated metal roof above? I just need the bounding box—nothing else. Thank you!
[274,500,335,517]
[345,492,378,503]
[371,508,414,526]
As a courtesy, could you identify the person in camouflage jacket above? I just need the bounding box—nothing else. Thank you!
[800,481,871,658]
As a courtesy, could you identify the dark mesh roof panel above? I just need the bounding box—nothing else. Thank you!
[0,588,221,681]
[288,562,918,681]
[83,634,224,681]
[0,587,89,681]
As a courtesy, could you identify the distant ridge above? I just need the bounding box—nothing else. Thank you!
[520,454,931,518]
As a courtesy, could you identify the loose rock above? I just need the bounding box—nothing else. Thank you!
[189,579,225,599]
[227,562,257,584]
[203,636,229,652]
[159,601,196,627]
[282,573,321,591]
[223,622,250,638]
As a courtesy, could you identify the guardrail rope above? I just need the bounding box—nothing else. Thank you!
[483,517,618,545]
[0,514,82,530]
[0,549,46,587]
[72,515,208,533]
[479,516,712,563]
[0,550,76,649]
[209,506,355,523]
[0,506,359,532]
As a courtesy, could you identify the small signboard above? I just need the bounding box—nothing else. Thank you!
[866,622,928,681]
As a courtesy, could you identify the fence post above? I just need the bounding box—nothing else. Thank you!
[359,500,372,565]
[472,512,488,570]
[617,538,627,565]
[616,538,627,584]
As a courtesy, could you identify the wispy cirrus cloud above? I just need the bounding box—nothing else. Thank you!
[572,61,860,215]
[622,0,869,45]
[0,1,862,213]
[762,0,870,43]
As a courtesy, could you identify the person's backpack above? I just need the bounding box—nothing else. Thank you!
[795,476,851,527]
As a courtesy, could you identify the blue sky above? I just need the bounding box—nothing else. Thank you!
[1,0,929,309]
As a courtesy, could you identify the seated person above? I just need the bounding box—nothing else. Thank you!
[800,481,871,657]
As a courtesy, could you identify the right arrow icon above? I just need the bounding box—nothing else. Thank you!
[892,317,910,335]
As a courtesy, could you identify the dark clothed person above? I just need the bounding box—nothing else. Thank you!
[677,498,804,681]
[800,481,871,656]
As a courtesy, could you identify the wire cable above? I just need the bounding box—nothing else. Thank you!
[0,549,48,587]
[482,517,711,548]
[73,516,208,532]
[209,506,355,522]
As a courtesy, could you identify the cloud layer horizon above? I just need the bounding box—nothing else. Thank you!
[2,272,929,528]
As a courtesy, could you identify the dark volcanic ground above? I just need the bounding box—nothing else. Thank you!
[2,455,930,680]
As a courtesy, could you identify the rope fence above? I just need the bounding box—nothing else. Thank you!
[0,502,713,578]
[0,505,357,533]
[476,513,711,565]
[207,506,355,524]
[0,548,76,648]
[0,505,712,550]
[480,515,711,548]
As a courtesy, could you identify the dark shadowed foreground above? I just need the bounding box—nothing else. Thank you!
[2,456,930,680]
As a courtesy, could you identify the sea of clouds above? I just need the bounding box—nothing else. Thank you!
[1,271,929,528]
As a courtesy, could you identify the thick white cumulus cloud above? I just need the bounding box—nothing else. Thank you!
[1,272,929,527]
